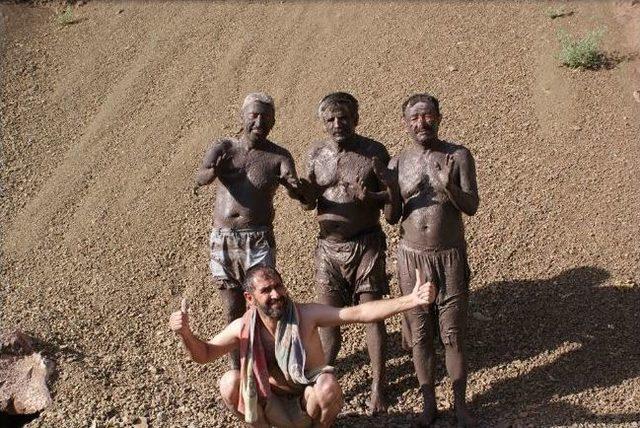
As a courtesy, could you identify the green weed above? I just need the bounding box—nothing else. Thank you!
[558,29,605,69]
[57,5,78,27]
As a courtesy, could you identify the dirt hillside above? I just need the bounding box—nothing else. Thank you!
[1,1,639,426]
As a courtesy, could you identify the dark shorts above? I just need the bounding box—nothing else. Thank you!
[315,227,389,304]
[397,240,470,348]
[209,227,276,290]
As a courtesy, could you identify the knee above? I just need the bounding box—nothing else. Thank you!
[441,328,464,351]
[315,373,343,409]
[219,370,240,404]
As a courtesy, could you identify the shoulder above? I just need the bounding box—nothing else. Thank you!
[226,317,244,337]
[308,140,330,159]
[442,140,474,162]
[358,136,390,160]
[264,140,294,161]
[205,138,235,155]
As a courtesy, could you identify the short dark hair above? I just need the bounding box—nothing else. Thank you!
[401,93,440,116]
[318,92,359,117]
[243,264,283,292]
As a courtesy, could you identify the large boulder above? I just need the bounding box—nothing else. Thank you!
[0,330,54,415]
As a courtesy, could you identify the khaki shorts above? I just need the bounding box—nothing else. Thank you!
[209,227,276,290]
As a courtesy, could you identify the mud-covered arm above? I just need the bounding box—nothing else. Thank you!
[380,156,402,224]
[445,148,479,216]
[195,141,228,190]
[299,149,322,210]
[279,154,307,203]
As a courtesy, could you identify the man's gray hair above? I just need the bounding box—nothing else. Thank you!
[242,92,275,112]
[317,92,359,117]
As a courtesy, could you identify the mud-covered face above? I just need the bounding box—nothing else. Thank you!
[241,101,275,143]
[321,104,358,144]
[402,101,441,146]
[246,274,288,320]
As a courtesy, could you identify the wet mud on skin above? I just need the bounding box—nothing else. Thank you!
[1,1,639,426]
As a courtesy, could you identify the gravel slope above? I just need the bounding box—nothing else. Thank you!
[1,1,639,427]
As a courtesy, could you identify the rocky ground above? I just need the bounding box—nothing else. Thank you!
[1,1,639,427]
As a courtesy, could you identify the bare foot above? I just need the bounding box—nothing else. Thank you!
[413,385,438,427]
[367,385,388,414]
[454,402,476,428]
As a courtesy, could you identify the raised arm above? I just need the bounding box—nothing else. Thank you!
[278,154,307,203]
[377,156,401,224]
[307,272,436,328]
[169,300,241,364]
[194,140,229,192]
[299,149,321,210]
[444,148,479,216]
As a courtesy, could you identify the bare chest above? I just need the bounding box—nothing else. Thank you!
[220,151,281,189]
[313,149,374,188]
[398,151,446,200]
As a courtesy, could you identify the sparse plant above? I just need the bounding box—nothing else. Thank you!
[57,5,77,27]
[558,28,605,69]
[545,6,570,19]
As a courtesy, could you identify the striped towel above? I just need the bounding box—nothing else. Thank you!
[238,301,333,423]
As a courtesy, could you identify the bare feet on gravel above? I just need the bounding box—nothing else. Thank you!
[367,383,388,414]
[413,385,438,427]
[454,402,477,428]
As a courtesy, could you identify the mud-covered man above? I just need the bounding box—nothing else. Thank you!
[194,93,306,368]
[392,93,479,426]
[300,92,401,413]
[169,265,436,427]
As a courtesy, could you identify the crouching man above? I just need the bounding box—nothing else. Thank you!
[169,264,436,427]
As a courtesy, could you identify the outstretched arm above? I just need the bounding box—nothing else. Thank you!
[169,299,240,364]
[308,271,436,328]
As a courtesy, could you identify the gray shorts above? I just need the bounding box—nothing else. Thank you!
[209,227,276,290]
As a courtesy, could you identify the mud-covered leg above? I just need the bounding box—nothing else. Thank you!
[359,292,389,414]
[407,306,438,426]
[219,285,245,369]
[441,299,475,428]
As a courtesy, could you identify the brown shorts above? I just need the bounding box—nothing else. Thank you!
[209,227,276,290]
[315,227,389,304]
[397,240,470,348]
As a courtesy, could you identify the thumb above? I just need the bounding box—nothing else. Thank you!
[181,297,189,314]
[414,268,422,288]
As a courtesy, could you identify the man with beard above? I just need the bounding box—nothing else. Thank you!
[300,92,400,414]
[392,93,479,427]
[169,264,436,427]
[194,93,307,369]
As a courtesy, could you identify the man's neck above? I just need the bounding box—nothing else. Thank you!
[258,311,278,336]
[414,138,439,152]
[240,135,264,151]
[332,134,358,152]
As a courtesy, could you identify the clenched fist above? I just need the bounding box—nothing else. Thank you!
[169,298,191,336]
[411,268,437,306]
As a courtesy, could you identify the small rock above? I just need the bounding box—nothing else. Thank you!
[448,65,458,72]
[571,125,582,131]
[633,90,640,103]
[132,416,148,428]
[472,311,492,322]
[117,8,125,14]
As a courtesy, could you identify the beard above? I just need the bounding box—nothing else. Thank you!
[256,295,289,320]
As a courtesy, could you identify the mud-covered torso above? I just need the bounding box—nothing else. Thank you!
[213,139,290,229]
[396,142,466,249]
[309,137,389,241]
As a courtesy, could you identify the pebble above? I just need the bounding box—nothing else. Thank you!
[633,90,640,103]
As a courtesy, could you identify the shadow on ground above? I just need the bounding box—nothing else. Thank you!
[333,266,640,426]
